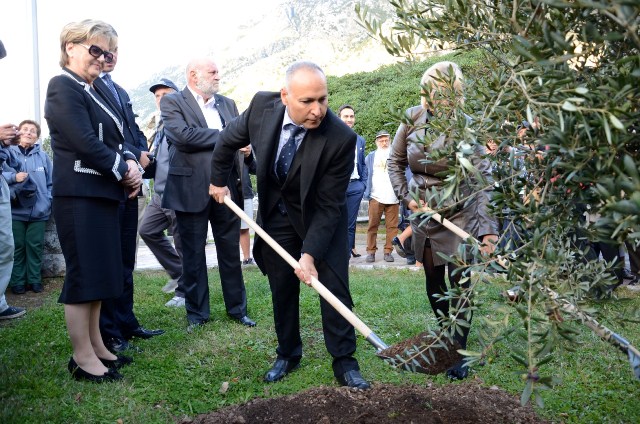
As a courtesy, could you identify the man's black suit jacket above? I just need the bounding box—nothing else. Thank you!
[160,88,243,213]
[210,91,356,286]
[93,75,148,160]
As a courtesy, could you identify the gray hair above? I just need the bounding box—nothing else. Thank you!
[58,19,117,67]
[284,61,325,90]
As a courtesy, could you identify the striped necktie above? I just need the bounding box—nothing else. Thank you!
[102,73,122,110]
[276,124,304,183]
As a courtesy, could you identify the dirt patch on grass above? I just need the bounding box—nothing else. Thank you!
[0,278,63,326]
[378,332,463,375]
[186,382,546,423]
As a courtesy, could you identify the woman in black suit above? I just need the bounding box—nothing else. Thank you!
[44,19,142,382]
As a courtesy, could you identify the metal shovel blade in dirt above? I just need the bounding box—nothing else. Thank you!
[222,197,391,354]
[419,205,640,381]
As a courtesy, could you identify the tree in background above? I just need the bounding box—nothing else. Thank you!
[328,49,487,152]
[358,0,639,405]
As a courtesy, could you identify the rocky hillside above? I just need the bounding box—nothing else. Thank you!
[128,0,398,126]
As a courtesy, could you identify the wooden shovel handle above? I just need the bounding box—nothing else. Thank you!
[223,196,388,351]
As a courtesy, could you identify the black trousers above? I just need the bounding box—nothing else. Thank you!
[176,199,246,325]
[260,210,358,377]
[585,240,623,286]
[626,241,640,274]
[422,239,472,348]
[100,197,140,340]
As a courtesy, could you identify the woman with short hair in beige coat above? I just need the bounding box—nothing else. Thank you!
[387,61,498,380]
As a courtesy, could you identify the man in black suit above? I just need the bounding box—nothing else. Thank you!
[94,36,164,352]
[160,58,254,330]
[209,61,370,389]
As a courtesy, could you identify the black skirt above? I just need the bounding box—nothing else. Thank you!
[53,196,123,304]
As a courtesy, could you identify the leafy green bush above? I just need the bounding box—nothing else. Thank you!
[328,49,486,153]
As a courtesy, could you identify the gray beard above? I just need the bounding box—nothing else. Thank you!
[196,79,218,98]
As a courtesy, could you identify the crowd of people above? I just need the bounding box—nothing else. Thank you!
[1,18,637,389]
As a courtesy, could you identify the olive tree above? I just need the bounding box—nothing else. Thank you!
[357,0,639,405]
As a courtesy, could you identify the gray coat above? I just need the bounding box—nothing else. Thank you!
[388,105,497,266]
[160,88,245,212]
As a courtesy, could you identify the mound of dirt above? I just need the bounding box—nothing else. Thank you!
[378,331,463,375]
[185,383,546,424]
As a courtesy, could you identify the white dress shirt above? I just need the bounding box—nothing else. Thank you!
[187,86,224,130]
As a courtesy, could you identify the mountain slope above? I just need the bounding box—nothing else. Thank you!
[129,0,398,125]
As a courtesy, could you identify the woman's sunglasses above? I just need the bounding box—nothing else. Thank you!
[78,43,114,63]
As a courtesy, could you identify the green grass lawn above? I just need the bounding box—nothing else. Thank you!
[1,268,639,423]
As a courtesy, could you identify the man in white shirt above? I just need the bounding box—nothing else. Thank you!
[363,130,399,263]
[160,58,255,330]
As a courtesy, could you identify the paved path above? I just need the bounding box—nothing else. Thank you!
[134,233,640,290]
[135,232,421,272]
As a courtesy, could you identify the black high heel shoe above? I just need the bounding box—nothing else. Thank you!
[99,354,133,370]
[68,357,123,383]
[350,249,361,258]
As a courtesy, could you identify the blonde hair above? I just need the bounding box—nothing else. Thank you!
[420,61,464,108]
[58,19,117,67]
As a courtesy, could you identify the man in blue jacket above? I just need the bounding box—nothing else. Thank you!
[337,105,367,259]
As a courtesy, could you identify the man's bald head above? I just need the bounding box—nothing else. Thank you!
[187,57,220,101]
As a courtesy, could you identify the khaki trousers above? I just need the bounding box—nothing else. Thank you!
[366,198,399,254]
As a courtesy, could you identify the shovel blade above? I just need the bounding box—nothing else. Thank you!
[376,351,429,374]
[375,332,465,376]
[629,349,640,380]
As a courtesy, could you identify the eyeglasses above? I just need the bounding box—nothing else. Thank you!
[77,43,114,63]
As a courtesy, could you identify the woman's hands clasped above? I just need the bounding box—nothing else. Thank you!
[122,159,142,198]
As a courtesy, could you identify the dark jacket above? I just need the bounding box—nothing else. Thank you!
[210,91,356,279]
[94,74,148,159]
[160,88,245,213]
[44,68,134,201]
[353,134,367,183]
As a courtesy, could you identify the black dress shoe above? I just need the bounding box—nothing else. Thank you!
[622,268,637,280]
[263,359,300,382]
[11,285,26,295]
[392,236,407,258]
[126,326,165,339]
[187,321,206,333]
[30,283,44,293]
[68,357,123,383]
[622,268,639,283]
[234,315,256,327]
[336,369,370,390]
[99,354,133,370]
[446,360,469,380]
[104,337,142,354]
